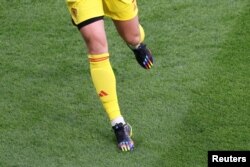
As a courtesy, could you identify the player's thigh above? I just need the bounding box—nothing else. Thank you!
[103,0,138,21]
[66,0,104,24]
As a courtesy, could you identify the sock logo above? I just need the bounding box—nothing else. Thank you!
[99,90,108,97]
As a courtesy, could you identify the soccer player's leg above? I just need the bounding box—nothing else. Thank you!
[66,0,133,151]
[115,20,154,70]
[86,26,134,152]
[104,0,154,69]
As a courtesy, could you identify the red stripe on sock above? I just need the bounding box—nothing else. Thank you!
[89,56,109,62]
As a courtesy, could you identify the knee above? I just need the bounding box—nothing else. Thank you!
[84,34,108,54]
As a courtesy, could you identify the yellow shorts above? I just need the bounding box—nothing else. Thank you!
[66,0,138,25]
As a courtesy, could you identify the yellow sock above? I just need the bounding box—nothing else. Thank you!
[139,24,145,43]
[88,53,121,121]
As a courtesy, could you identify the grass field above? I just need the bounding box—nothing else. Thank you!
[0,0,249,166]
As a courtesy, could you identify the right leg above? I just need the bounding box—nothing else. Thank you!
[80,20,123,122]
[81,23,134,151]
[66,0,133,151]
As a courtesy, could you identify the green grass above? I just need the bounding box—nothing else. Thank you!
[0,0,249,166]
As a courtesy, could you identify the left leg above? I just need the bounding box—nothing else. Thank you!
[103,0,153,69]
[113,16,153,69]
[113,16,141,46]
